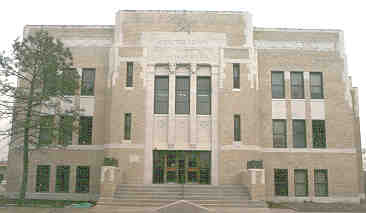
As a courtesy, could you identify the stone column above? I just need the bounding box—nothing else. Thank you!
[168,63,176,148]
[211,65,219,185]
[144,64,155,184]
[247,169,266,201]
[190,63,197,146]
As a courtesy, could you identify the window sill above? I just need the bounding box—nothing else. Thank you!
[125,87,134,90]
[232,88,240,92]
[233,141,242,145]
[122,140,132,144]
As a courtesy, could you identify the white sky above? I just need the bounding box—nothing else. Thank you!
[0,0,365,157]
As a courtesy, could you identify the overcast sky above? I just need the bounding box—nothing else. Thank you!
[1,0,365,157]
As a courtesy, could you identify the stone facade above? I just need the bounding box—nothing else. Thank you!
[6,10,364,203]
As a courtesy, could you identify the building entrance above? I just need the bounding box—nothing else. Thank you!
[153,151,210,184]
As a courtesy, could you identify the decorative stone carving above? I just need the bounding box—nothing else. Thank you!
[169,63,176,74]
[190,63,197,75]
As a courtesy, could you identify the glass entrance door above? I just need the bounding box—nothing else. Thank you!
[153,151,210,184]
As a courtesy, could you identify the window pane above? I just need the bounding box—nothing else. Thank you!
[295,169,308,196]
[81,68,95,96]
[313,120,326,148]
[274,169,288,196]
[272,72,284,98]
[79,116,93,145]
[234,115,241,141]
[291,72,304,99]
[36,165,50,192]
[126,62,133,87]
[233,63,240,89]
[124,113,131,140]
[273,120,287,148]
[311,73,323,99]
[39,115,54,145]
[76,166,89,193]
[293,120,306,148]
[175,77,190,114]
[154,76,169,114]
[197,77,211,115]
[55,166,70,193]
[315,169,328,196]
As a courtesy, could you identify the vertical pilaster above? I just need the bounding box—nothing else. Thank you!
[144,64,154,184]
[190,63,197,146]
[168,63,176,148]
[211,65,219,185]
[304,72,313,148]
[70,165,76,193]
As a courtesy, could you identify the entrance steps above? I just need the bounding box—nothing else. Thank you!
[98,184,267,208]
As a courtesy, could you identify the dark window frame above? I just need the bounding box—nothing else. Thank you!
[126,62,134,87]
[233,63,240,89]
[272,119,287,148]
[175,76,190,114]
[314,169,328,197]
[76,166,90,193]
[291,72,305,99]
[310,72,324,99]
[36,165,50,192]
[124,113,132,140]
[78,116,93,145]
[274,169,288,196]
[293,120,306,148]
[81,68,95,96]
[154,76,169,114]
[312,120,326,148]
[271,71,285,99]
[55,165,70,193]
[234,114,241,141]
[294,169,308,197]
[197,77,211,115]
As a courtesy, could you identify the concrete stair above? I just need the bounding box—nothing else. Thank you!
[98,184,267,208]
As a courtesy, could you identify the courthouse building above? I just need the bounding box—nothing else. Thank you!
[6,10,365,204]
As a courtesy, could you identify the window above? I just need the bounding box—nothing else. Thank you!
[291,72,304,99]
[81,68,95,96]
[314,169,328,196]
[126,62,133,87]
[197,77,211,115]
[271,71,285,98]
[39,115,54,145]
[76,166,89,193]
[36,165,50,192]
[293,120,306,148]
[59,115,73,145]
[55,166,70,193]
[154,76,169,114]
[124,113,131,140]
[313,120,326,148]
[79,116,93,145]
[62,68,76,96]
[234,115,241,141]
[310,72,323,99]
[233,63,240,89]
[175,76,190,114]
[274,169,288,196]
[272,120,287,148]
[295,169,308,196]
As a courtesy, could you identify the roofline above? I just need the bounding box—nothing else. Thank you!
[117,10,250,15]
[254,27,342,33]
[24,25,114,29]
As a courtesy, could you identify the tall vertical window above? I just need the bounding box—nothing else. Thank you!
[272,120,287,148]
[79,116,93,145]
[36,165,50,192]
[59,115,73,145]
[124,113,132,140]
[295,169,308,196]
[314,169,328,196]
[197,77,211,115]
[312,120,326,148]
[271,71,285,98]
[154,76,169,114]
[39,115,54,145]
[234,114,241,141]
[126,62,133,87]
[233,63,240,89]
[81,68,95,96]
[291,72,304,99]
[293,120,306,148]
[76,166,89,193]
[55,165,70,193]
[310,72,323,99]
[175,76,190,114]
[274,169,288,196]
